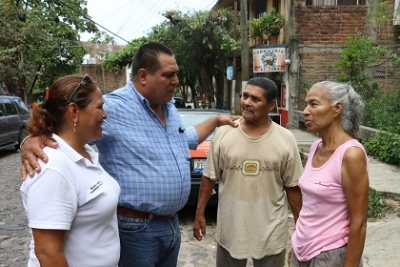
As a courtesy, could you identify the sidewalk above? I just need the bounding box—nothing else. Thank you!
[289,128,400,267]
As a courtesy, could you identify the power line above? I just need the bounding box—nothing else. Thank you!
[97,1,133,23]
[116,1,137,35]
[131,0,167,37]
[203,0,218,10]
[55,0,132,44]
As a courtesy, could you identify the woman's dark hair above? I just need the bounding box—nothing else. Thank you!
[130,42,174,79]
[27,74,97,136]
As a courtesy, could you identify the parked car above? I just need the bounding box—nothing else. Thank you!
[0,96,30,150]
[173,97,186,109]
[179,109,231,206]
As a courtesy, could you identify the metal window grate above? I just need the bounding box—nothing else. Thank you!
[306,0,366,5]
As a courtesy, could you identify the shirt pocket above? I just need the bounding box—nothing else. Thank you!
[314,180,331,187]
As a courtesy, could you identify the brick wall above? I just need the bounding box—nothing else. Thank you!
[292,2,399,112]
[294,5,368,90]
[294,6,367,45]
[80,65,127,93]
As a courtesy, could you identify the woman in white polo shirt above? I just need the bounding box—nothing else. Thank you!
[20,74,120,267]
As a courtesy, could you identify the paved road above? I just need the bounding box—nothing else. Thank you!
[3,145,396,267]
[0,148,295,267]
[0,148,28,267]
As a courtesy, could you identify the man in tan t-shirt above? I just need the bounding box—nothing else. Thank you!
[193,77,303,267]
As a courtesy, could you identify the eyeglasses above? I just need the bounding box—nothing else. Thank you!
[67,74,91,102]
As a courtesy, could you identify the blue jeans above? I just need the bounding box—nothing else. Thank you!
[117,214,181,267]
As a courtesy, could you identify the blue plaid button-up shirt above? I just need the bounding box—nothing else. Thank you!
[95,82,198,215]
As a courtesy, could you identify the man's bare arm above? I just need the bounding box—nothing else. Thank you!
[193,176,216,241]
[284,186,302,223]
[194,115,239,143]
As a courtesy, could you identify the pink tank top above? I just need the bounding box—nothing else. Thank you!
[291,139,368,261]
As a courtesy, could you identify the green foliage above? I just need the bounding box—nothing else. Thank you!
[248,9,285,39]
[261,8,285,37]
[334,33,400,167]
[88,31,117,45]
[362,131,400,166]
[364,91,400,131]
[248,17,265,39]
[0,0,99,96]
[102,8,239,108]
[103,37,148,71]
[103,9,239,75]
[334,33,383,98]
[368,188,394,219]
[362,90,400,166]
[300,81,315,91]
[368,0,392,25]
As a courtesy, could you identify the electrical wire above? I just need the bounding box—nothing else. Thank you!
[116,1,137,35]
[130,0,167,36]
[55,0,132,44]
[202,0,218,10]
[97,1,133,23]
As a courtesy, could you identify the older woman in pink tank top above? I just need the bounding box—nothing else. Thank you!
[290,81,369,267]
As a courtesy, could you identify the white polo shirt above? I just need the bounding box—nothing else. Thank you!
[21,134,121,267]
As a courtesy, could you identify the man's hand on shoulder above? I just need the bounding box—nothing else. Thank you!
[194,114,240,143]
[20,135,57,179]
[216,114,240,128]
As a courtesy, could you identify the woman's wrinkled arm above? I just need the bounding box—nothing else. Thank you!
[342,147,369,267]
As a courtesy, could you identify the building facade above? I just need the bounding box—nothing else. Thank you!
[213,0,399,127]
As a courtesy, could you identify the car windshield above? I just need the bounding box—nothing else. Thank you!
[179,111,230,141]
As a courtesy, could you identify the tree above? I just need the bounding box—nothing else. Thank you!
[0,0,98,99]
[334,33,383,98]
[156,9,240,108]
[102,9,239,109]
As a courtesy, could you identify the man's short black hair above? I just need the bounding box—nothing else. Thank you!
[131,42,174,79]
[247,77,277,103]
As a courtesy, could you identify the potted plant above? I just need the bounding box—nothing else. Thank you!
[261,9,286,44]
[248,17,265,45]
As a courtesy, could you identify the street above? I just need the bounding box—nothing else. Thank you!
[0,148,28,267]
[0,148,295,266]
[3,146,399,267]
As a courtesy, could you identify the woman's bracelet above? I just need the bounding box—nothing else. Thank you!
[20,135,32,149]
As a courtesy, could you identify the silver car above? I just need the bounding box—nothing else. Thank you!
[0,96,30,150]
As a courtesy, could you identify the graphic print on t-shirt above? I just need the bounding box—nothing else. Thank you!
[242,160,260,176]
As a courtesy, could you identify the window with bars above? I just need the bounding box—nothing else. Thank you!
[306,0,366,5]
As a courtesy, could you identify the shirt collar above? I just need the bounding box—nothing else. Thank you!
[51,133,99,166]
[128,80,174,109]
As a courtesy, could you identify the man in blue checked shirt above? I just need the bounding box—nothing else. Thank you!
[21,42,239,267]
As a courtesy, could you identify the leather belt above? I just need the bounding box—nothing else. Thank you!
[117,206,176,221]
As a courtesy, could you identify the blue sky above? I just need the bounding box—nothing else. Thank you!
[81,0,218,44]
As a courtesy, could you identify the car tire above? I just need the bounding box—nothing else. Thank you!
[15,128,28,151]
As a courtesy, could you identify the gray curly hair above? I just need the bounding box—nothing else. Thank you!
[314,81,364,138]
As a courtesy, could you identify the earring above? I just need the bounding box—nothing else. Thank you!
[74,123,76,132]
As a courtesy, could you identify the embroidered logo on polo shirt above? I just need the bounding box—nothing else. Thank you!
[242,160,260,176]
[90,181,103,193]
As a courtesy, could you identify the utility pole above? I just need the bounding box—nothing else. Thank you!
[232,0,237,80]
[240,0,250,86]
[229,0,238,114]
